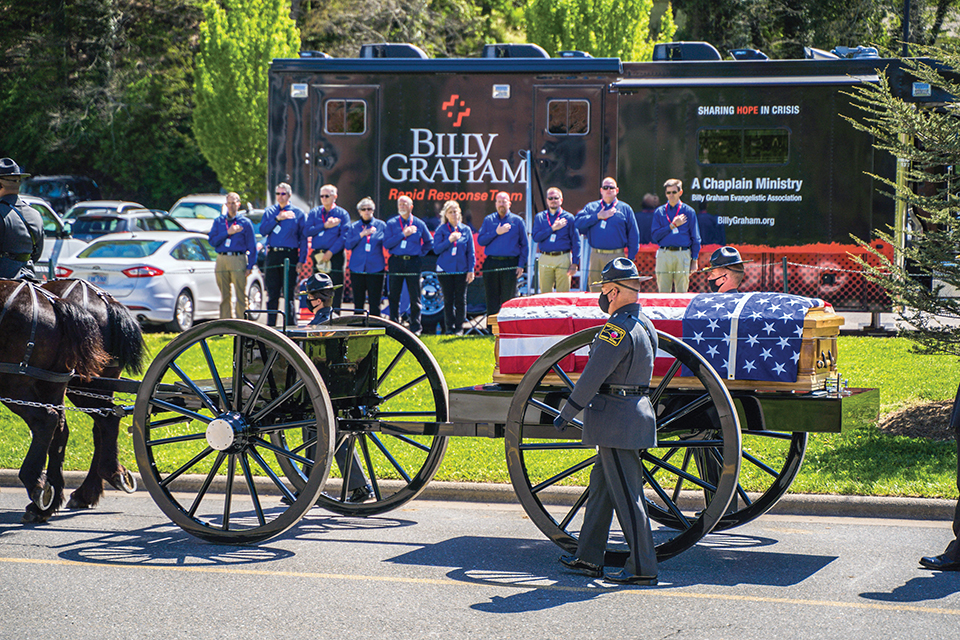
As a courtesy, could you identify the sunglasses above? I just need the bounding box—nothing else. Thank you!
[319,194,333,198]
[665,190,679,195]
[275,191,289,196]
[547,196,561,200]
[601,185,617,190]
[359,207,374,211]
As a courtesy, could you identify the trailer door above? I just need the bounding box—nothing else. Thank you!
[533,86,605,208]
[310,84,380,210]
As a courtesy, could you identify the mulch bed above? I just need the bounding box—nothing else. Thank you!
[877,401,957,441]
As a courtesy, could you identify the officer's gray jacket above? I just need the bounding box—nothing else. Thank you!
[0,194,44,280]
[557,302,658,449]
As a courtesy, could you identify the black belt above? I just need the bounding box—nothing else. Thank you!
[391,254,419,260]
[542,251,568,256]
[1,252,30,261]
[486,255,516,260]
[662,246,688,251]
[219,251,245,256]
[268,246,297,252]
[599,384,649,397]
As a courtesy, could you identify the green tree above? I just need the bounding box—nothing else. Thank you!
[845,44,960,357]
[194,0,300,205]
[525,0,676,60]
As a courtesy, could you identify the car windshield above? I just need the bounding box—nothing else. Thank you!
[72,217,123,236]
[170,202,222,220]
[22,181,65,199]
[78,239,165,259]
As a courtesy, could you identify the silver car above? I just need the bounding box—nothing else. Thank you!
[55,231,264,332]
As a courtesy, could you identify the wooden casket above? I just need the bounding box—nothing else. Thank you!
[488,291,843,392]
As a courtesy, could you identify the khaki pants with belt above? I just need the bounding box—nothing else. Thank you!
[655,247,691,293]
[538,252,572,293]
[216,253,247,319]
[588,248,625,291]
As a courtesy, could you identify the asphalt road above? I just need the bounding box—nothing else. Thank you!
[1,487,958,640]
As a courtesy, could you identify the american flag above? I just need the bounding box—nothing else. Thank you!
[681,292,823,383]
[496,292,824,383]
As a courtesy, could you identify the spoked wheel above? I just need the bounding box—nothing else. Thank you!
[505,327,741,561]
[283,314,449,516]
[132,320,335,544]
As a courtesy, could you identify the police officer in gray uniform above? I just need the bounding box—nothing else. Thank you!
[0,158,43,281]
[553,257,659,585]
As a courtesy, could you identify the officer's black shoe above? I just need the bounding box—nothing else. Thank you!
[604,569,658,586]
[920,554,960,571]
[347,484,375,503]
[559,555,603,578]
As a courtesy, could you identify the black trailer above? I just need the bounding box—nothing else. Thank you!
[268,43,937,313]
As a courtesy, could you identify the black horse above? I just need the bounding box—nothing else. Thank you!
[0,280,110,523]
[41,279,146,513]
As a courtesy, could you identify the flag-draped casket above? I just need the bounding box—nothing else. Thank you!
[489,292,843,391]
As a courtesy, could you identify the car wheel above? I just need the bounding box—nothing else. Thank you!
[420,270,445,334]
[166,290,195,333]
[246,281,262,321]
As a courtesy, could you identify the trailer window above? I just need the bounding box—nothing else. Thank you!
[698,128,789,165]
[547,100,590,135]
[325,100,366,135]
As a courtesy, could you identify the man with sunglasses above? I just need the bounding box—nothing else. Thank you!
[575,178,639,291]
[553,257,659,585]
[651,178,701,293]
[532,187,579,293]
[0,158,43,281]
[260,183,306,327]
[208,191,257,318]
[305,184,350,313]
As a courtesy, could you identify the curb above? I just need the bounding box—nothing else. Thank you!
[1,469,955,521]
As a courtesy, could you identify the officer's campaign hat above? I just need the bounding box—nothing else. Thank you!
[592,257,652,286]
[0,158,30,180]
[300,272,342,295]
[701,246,753,272]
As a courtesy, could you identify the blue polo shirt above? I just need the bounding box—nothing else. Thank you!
[383,214,433,257]
[651,201,701,258]
[305,204,351,255]
[259,204,307,262]
[207,213,257,270]
[532,208,580,265]
[477,211,528,268]
[344,218,386,273]
[433,222,475,274]
[575,199,639,257]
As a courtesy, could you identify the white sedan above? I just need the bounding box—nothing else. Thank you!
[55,231,264,332]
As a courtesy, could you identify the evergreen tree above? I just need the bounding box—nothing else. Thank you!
[193,0,300,204]
[525,0,676,60]
[846,44,960,357]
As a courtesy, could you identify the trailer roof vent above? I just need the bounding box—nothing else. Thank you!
[299,51,332,59]
[359,43,429,59]
[805,47,840,60]
[729,48,768,61]
[482,43,550,59]
[831,45,880,59]
[559,50,593,58]
[652,42,722,61]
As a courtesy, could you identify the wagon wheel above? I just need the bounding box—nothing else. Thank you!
[505,328,741,562]
[132,320,335,544]
[277,314,448,516]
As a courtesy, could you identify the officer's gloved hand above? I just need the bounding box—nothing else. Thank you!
[553,415,568,433]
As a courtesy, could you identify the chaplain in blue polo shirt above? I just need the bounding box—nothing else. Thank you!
[478,191,528,317]
[433,200,476,335]
[532,187,580,293]
[383,195,433,335]
[305,184,351,312]
[344,197,386,317]
[208,191,257,319]
[651,178,701,293]
[575,177,640,291]
[259,182,307,327]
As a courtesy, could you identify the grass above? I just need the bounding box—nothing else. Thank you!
[0,332,956,499]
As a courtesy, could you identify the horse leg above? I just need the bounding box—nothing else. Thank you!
[67,412,105,509]
[18,406,66,524]
[96,410,136,495]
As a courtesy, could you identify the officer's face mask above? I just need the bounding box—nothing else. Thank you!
[598,287,616,313]
[707,274,725,292]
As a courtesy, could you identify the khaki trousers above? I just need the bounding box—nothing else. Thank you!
[538,252,572,293]
[588,248,625,291]
[654,247,691,293]
[215,253,247,319]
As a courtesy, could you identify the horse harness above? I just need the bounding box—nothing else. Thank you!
[0,281,74,383]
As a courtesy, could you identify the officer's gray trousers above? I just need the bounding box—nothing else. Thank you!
[576,446,658,577]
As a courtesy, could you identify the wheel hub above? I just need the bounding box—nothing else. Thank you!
[206,411,248,452]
